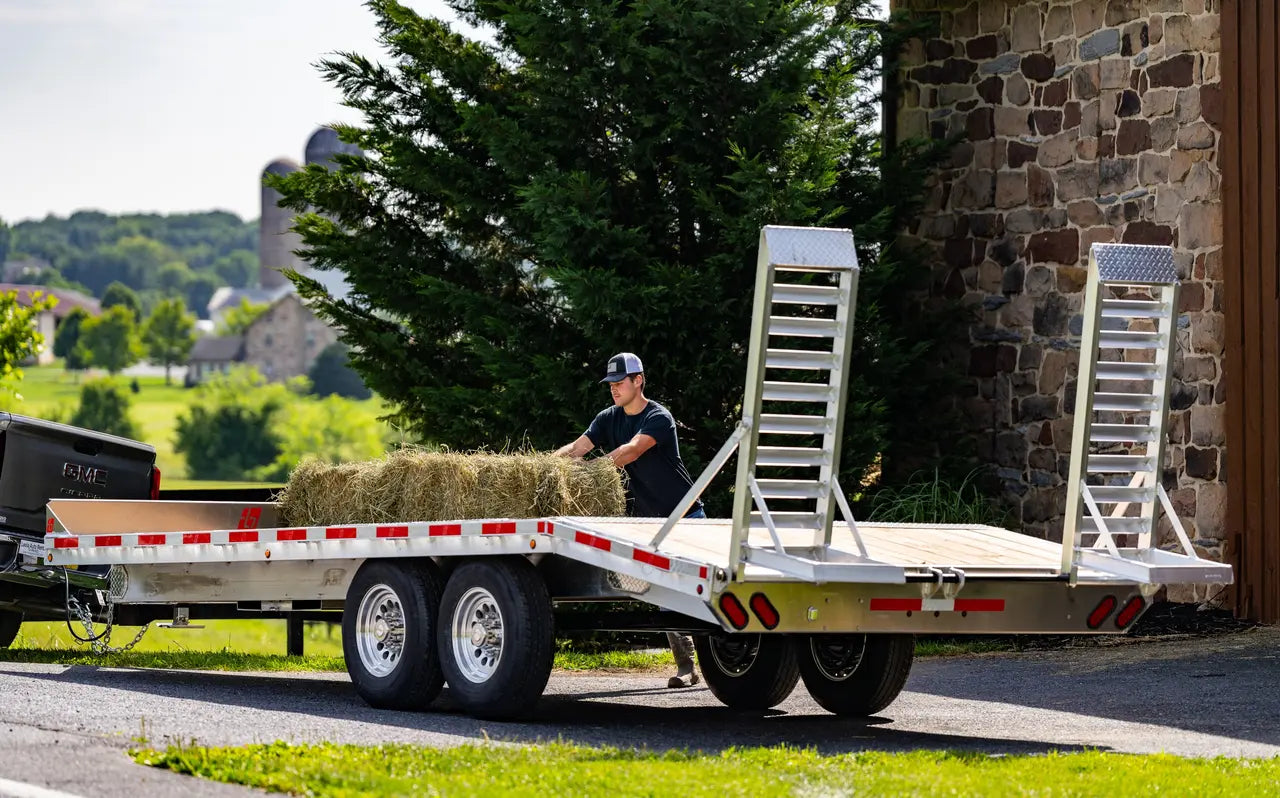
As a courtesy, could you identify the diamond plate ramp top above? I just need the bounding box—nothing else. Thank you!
[762,226,859,271]
[1092,243,1178,284]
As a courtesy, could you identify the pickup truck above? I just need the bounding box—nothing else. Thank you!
[0,412,158,646]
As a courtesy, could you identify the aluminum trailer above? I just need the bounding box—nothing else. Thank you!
[38,229,1232,719]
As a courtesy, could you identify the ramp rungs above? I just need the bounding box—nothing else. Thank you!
[1087,454,1156,473]
[1080,516,1153,535]
[771,284,841,306]
[1090,423,1156,443]
[761,381,835,402]
[1101,299,1169,318]
[754,479,826,499]
[767,316,841,338]
[1099,330,1165,349]
[765,348,838,370]
[755,446,827,467]
[759,414,832,435]
[1092,392,1160,412]
[750,512,822,529]
[1095,361,1162,381]
[1087,485,1156,503]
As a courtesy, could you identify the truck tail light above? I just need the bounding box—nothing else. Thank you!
[150,467,162,501]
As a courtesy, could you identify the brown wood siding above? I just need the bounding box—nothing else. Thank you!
[1223,0,1280,622]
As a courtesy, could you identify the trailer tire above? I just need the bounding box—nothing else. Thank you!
[0,610,21,649]
[694,633,799,710]
[342,560,445,711]
[795,633,914,716]
[437,557,553,720]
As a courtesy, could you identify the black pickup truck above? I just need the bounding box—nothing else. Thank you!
[0,412,158,646]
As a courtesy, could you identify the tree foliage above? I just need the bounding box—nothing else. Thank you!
[270,0,960,504]
[252,396,386,482]
[142,297,197,384]
[53,306,91,372]
[219,298,272,336]
[69,378,139,439]
[0,289,55,393]
[174,367,291,481]
[0,216,10,266]
[307,342,372,399]
[77,305,142,374]
[101,281,142,320]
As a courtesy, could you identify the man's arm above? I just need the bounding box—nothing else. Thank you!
[607,433,657,468]
[555,435,595,459]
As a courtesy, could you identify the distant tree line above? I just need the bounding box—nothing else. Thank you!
[1,211,259,319]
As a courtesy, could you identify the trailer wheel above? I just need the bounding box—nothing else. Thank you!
[693,633,799,710]
[0,610,21,649]
[437,557,553,720]
[342,560,445,711]
[795,633,914,716]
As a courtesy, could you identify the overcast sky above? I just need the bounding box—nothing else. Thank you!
[0,0,887,225]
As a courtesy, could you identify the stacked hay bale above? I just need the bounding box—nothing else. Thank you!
[277,449,627,527]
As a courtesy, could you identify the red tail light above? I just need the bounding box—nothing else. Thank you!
[1086,595,1118,629]
[1115,595,1145,630]
[748,592,780,630]
[718,593,749,630]
[150,467,162,501]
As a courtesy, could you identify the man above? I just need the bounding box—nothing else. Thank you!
[556,352,705,688]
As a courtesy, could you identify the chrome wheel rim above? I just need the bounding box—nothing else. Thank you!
[810,635,867,681]
[355,584,405,678]
[708,635,760,677]
[451,587,504,683]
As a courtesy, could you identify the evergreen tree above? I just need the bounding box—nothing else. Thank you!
[270,0,957,502]
[142,297,196,384]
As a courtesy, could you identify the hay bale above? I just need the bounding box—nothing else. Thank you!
[276,449,626,527]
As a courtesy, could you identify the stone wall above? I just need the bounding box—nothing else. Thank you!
[895,0,1225,598]
[243,294,337,382]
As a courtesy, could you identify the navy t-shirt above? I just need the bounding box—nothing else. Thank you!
[584,401,704,518]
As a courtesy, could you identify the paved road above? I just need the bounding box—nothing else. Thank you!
[0,628,1276,796]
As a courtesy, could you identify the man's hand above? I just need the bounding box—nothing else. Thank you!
[607,433,657,468]
[556,435,594,460]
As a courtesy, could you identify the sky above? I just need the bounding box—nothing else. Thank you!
[0,0,453,224]
[0,0,888,226]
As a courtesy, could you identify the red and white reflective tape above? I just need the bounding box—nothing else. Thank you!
[538,519,709,581]
[869,597,1005,613]
[47,519,542,550]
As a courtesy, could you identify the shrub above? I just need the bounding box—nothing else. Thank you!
[864,469,1012,527]
[307,343,371,400]
[69,378,139,439]
[251,395,386,482]
[174,367,292,480]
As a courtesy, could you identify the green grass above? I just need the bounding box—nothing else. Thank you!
[0,648,343,672]
[133,743,1280,797]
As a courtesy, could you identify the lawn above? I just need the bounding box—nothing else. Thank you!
[135,743,1280,797]
[3,363,390,480]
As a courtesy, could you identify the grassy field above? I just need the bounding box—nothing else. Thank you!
[135,743,1280,797]
[3,364,389,480]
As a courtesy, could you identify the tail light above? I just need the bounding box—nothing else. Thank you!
[748,592,780,630]
[1086,595,1118,629]
[150,467,162,501]
[718,593,749,630]
[1115,595,1145,630]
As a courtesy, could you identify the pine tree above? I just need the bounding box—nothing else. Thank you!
[270,0,958,503]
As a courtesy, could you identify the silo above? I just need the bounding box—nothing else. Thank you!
[305,126,363,170]
[259,158,305,290]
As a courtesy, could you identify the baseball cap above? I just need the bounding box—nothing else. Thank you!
[600,352,644,383]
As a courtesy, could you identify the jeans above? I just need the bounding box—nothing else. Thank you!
[685,507,706,519]
[668,505,705,666]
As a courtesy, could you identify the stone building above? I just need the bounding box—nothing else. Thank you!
[241,294,338,382]
[891,1,1229,603]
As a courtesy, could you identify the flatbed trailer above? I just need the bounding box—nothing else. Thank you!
[38,229,1232,719]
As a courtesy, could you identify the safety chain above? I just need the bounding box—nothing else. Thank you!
[67,592,151,655]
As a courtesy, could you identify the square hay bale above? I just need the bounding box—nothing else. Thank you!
[277,449,627,527]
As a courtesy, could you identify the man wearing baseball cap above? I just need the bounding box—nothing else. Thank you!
[556,352,705,688]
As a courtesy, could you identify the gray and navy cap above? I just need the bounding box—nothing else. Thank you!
[600,352,644,383]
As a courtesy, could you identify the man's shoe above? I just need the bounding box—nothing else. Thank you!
[666,664,701,688]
